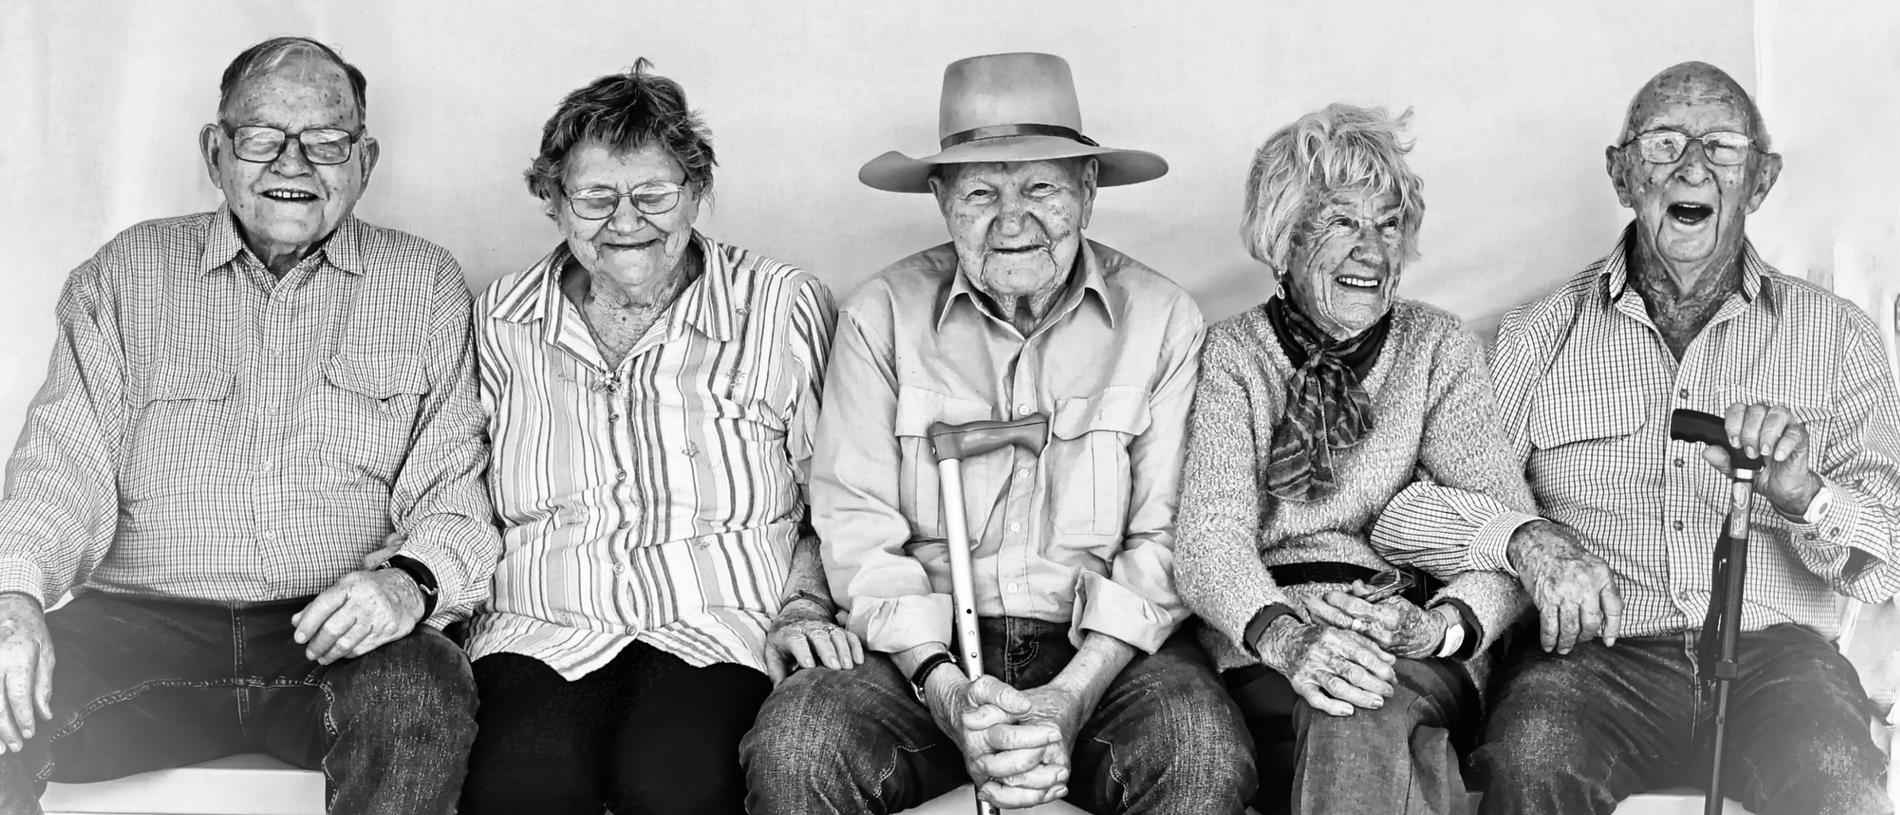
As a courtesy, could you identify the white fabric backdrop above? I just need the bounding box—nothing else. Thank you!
[1,0,1894,445]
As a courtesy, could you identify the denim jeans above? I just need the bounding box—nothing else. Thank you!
[740,617,1255,815]
[1225,657,1477,815]
[460,642,771,815]
[1474,624,1890,815]
[0,592,477,815]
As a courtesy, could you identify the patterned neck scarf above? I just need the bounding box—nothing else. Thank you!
[1262,295,1391,501]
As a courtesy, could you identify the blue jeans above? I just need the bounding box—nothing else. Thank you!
[1475,624,1890,815]
[740,617,1255,815]
[0,593,477,815]
[1226,657,1477,815]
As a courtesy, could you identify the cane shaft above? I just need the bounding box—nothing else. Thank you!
[1706,480,1753,813]
[936,460,985,678]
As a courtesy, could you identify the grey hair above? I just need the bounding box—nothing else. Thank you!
[1240,104,1425,274]
[524,58,716,204]
[218,36,367,124]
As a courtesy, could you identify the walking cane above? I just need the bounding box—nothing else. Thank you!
[1669,409,1766,815]
[928,415,1049,815]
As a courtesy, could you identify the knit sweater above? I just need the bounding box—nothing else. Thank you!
[1175,299,1534,683]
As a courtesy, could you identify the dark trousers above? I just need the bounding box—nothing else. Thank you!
[741,617,1257,815]
[459,640,771,815]
[1226,657,1477,815]
[0,592,476,815]
[1474,624,1891,815]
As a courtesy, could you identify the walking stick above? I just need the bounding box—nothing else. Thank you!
[1669,409,1765,815]
[928,415,1048,815]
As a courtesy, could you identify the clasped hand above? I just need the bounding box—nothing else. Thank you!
[925,672,1080,810]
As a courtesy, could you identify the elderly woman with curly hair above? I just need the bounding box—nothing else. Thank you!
[457,62,859,815]
[1174,104,1538,815]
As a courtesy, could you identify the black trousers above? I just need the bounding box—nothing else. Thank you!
[459,640,771,815]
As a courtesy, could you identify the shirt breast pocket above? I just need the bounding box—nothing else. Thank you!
[1048,386,1151,537]
[893,386,994,541]
[125,365,236,501]
[317,351,429,488]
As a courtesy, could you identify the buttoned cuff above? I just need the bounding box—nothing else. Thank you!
[1071,572,1174,654]
[849,593,955,654]
[1470,511,1543,576]
[1786,480,1882,573]
[0,559,47,609]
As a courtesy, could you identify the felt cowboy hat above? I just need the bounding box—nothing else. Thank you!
[859,52,1169,193]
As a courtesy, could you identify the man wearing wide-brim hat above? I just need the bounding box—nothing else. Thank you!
[741,52,1255,814]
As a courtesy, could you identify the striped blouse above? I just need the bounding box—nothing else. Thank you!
[463,233,836,679]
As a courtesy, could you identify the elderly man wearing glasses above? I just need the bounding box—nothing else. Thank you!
[0,37,498,815]
[1378,62,1900,815]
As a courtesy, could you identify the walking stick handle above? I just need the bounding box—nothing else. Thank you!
[1669,409,1765,472]
[929,416,1048,461]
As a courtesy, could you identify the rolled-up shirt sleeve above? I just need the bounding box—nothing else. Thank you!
[386,258,501,627]
[815,304,953,653]
[0,257,123,606]
[1071,309,1203,653]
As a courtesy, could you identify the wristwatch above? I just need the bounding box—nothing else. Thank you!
[1434,613,1468,659]
[907,650,958,703]
[1787,484,1835,525]
[379,555,439,618]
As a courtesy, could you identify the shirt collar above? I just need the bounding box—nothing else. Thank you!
[1598,221,1764,304]
[197,204,364,277]
[935,239,1116,332]
[489,231,735,343]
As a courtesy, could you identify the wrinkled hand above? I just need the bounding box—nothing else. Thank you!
[1304,587,1445,660]
[359,532,404,571]
[1508,520,1622,653]
[979,683,1089,808]
[923,672,1061,810]
[292,569,425,665]
[1256,616,1397,717]
[0,595,51,753]
[1703,402,1823,516]
[762,600,862,684]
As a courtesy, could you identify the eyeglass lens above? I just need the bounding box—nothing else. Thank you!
[568,185,684,220]
[1634,131,1752,166]
[230,126,357,165]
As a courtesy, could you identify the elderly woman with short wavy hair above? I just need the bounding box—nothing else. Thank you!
[458,62,857,815]
[1174,104,1535,814]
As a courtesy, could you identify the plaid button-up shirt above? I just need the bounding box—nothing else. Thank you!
[1377,228,1900,638]
[0,209,499,625]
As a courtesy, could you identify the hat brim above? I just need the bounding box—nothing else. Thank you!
[858,135,1168,193]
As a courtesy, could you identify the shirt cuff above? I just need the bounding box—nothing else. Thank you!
[0,559,47,609]
[1470,511,1543,576]
[1071,571,1174,654]
[1427,596,1484,661]
[1785,480,1883,576]
[849,593,955,654]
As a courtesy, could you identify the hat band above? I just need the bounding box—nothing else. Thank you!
[940,123,1100,150]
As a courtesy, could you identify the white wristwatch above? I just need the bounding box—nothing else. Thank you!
[1788,484,1835,525]
[1433,607,1467,659]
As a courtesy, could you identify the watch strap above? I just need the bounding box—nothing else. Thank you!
[908,650,957,703]
[381,555,439,618]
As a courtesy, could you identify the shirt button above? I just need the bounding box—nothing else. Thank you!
[613,563,626,575]
[1009,522,1022,532]
[1672,520,1685,531]
[619,521,630,530]
[616,471,627,482]
[1017,404,1033,415]
[610,413,621,422]
[260,529,278,541]
[1673,458,1685,468]
[260,459,274,471]
[1678,388,1690,399]
[1007,582,1020,593]
[1016,468,1031,478]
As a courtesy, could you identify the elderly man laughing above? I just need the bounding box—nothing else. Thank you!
[0,37,495,815]
[1383,62,1900,815]
[741,53,1254,814]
